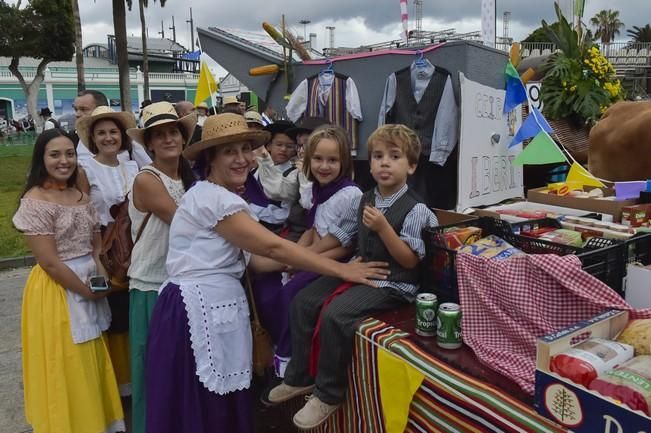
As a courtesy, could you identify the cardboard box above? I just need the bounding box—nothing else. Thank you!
[432,208,478,226]
[625,263,651,309]
[474,201,614,223]
[535,310,651,432]
[528,187,638,222]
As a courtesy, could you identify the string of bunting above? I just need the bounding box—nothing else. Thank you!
[502,61,650,196]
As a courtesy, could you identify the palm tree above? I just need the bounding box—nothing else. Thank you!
[112,0,131,111]
[127,1,166,107]
[71,0,85,92]
[627,24,651,43]
[590,9,625,44]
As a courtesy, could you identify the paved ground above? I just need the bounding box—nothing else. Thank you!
[0,267,31,433]
[0,267,296,433]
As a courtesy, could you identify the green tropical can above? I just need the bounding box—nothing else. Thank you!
[436,303,462,349]
[415,293,438,336]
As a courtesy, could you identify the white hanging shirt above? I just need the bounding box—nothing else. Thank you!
[286,75,363,123]
[377,60,459,165]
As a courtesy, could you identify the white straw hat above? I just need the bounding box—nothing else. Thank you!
[126,101,197,145]
[183,113,270,161]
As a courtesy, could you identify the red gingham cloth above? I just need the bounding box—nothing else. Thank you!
[456,253,651,395]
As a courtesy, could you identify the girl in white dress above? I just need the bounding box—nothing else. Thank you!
[145,113,388,433]
[77,106,139,396]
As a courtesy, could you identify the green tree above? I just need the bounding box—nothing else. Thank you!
[127,0,167,104]
[590,9,625,44]
[627,24,651,43]
[523,22,560,43]
[0,0,75,126]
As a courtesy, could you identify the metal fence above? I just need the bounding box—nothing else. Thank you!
[520,41,651,68]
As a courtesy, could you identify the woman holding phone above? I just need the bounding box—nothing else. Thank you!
[12,129,124,433]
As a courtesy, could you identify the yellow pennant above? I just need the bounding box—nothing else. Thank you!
[566,162,605,188]
[378,348,425,433]
[194,61,218,107]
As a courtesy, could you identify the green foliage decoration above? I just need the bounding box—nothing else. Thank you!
[540,2,624,125]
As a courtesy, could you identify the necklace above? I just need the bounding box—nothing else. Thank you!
[42,179,68,191]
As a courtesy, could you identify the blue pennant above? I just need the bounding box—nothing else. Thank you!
[503,76,528,114]
[509,106,554,148]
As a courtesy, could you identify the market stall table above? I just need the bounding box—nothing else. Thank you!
[273,304,566,433]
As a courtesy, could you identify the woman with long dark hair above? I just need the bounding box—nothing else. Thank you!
[125,101,196,433]
[13,129,124,433]
[76,106,139,397]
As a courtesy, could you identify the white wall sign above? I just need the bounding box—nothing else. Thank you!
[527,81,543,111]
[457,73,524,211]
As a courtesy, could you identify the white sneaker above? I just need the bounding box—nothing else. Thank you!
[267,382,315,405]
[293,395,340,429]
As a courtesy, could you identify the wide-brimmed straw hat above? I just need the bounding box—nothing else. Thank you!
[244,111,264,126]
[77,106,137,146]
[183,113,271,161]
[195,101,209,110]
[126,101,196,145]
[223,95,239,106]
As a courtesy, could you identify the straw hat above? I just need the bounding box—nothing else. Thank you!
[77,106,137,146]
[195,101,209,110]
[126,101,196,146]
[183,113,270,161]
[223,95,239,106]
[244,111,264,126]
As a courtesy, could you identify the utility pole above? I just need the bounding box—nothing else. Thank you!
[158,20,165,39]
[299,19,311,41]
[169,16,177,43]
[186,7,195,50]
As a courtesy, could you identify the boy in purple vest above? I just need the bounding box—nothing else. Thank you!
[266,124,438,429]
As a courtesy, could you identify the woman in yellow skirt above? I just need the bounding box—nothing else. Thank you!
[13,129,125,433]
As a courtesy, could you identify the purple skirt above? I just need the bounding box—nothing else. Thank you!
[145,282,252,433]
[253,271,319,357]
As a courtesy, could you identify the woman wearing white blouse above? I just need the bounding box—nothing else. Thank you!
[77,106,139,397]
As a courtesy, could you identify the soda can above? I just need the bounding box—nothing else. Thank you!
[415,293,438,336]
[436,303,462,349]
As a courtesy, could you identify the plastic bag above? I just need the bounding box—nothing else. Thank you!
[550,338,634,387]
[589,355,651,415]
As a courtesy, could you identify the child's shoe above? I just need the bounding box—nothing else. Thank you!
[267,382,315,405]
[293,395,340,429]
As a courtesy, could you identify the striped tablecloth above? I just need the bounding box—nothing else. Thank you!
[307,318,566,433]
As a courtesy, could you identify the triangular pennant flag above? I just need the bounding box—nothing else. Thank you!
[509,107,554,148]
[378,348,424,433]
[194,60,218,107]
[566,162,605,188]
[531,106,553,132]
[513,132,567,165]
[503,62,527,113]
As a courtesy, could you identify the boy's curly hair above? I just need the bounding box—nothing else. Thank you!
[367,124,421,165]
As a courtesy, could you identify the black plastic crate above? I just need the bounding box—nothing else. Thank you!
[423,217,628,302]
[626,232,651,266]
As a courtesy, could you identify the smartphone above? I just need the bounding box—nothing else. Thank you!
[89,275,109,292]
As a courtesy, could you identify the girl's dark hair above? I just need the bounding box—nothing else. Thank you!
[20,129,79,199]
[143,123,196,190]
[87,118,132,158]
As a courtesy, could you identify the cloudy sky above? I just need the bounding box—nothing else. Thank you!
[75,0,651,54]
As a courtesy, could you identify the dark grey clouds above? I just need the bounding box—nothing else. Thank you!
[79,0,651,47]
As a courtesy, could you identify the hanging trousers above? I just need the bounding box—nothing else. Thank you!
[283,275,407,404]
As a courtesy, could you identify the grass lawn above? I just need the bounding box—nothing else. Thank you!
[0,145,33,258]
